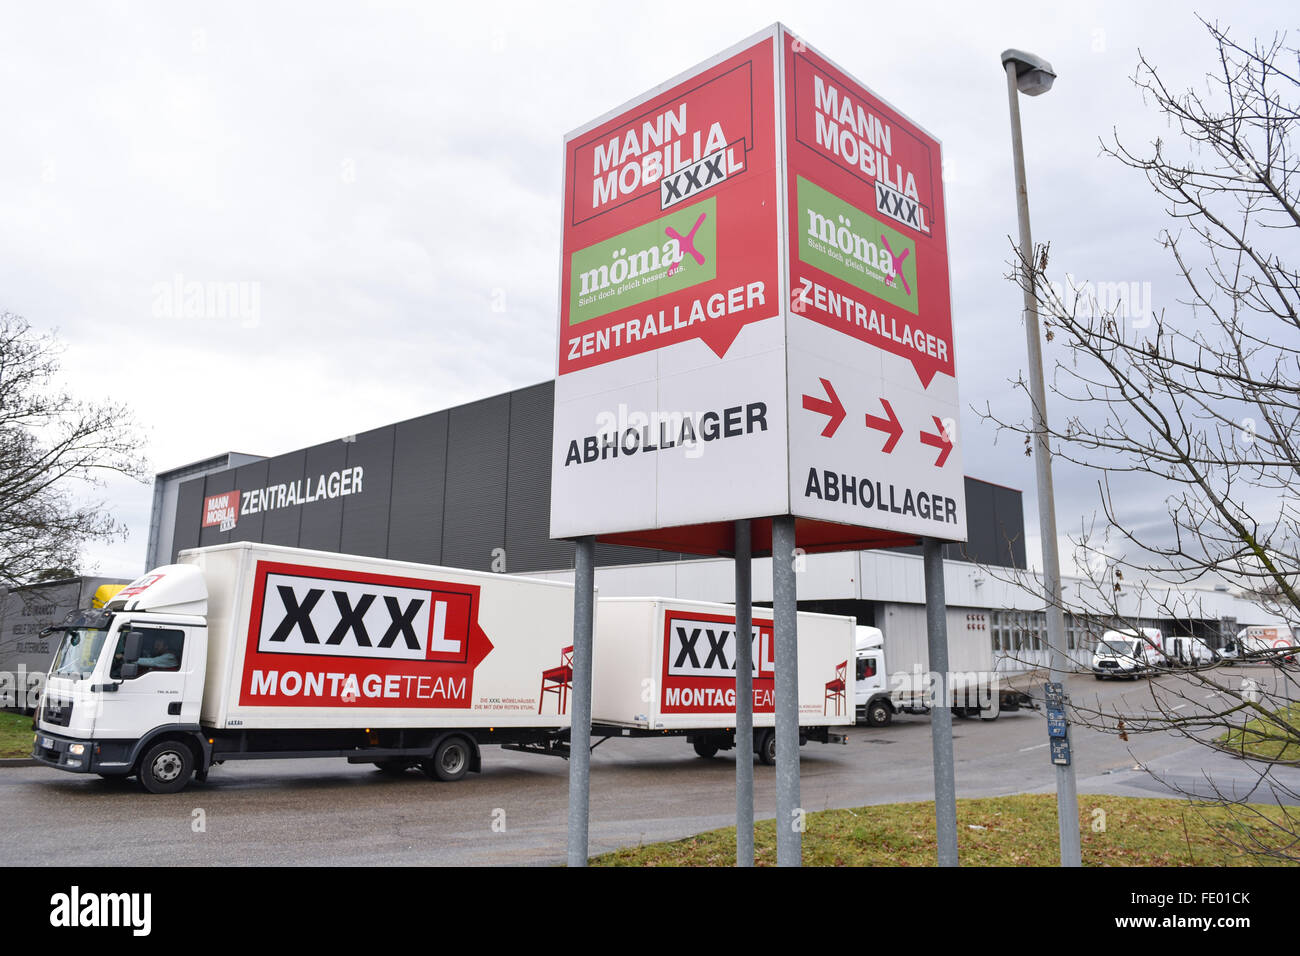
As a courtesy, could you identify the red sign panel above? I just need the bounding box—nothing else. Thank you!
[202,491,240,529]
[783,35,954,389]
[559,39,781,374]
[238,561,494,709]
[660,610,776,714]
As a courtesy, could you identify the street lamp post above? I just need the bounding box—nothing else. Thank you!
[1001,47,1083,868]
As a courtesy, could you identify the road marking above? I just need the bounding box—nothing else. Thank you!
[1019,742,1049,752]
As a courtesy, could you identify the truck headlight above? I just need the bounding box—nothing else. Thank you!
[69,744,85,756]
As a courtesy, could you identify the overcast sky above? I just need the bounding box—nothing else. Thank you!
[0,1,1292,580]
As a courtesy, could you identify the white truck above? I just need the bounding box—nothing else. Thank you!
[1223,625,1298,662]
[853,623,1032,726]
[32,544,854,792]
[34,543,577,792]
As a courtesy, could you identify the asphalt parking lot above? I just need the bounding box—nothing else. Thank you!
[3,667,1295,865]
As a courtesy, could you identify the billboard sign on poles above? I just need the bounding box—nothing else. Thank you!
[551,24,965,550]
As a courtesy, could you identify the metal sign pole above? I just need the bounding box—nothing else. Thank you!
[771,515,801,866]
[734,519,754,867]
[566,535,595,868]
[1004,55,1083,869]
[923,537,959,866]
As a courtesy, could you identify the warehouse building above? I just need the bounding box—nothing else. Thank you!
[146,380,1283,671]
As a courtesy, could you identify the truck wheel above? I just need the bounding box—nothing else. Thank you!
[138,740,194,794]
[424,737,471,782]
[693,737,719,759]
[757,730,776,766]
[866,700,892,727]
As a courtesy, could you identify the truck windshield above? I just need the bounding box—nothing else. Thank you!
[50,628,111,680]
[1098,640,1139,656]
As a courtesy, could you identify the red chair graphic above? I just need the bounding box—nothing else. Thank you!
[825,661,847,716]
[539,646,575,715]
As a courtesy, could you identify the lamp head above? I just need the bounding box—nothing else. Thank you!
[1001,48,1056,96]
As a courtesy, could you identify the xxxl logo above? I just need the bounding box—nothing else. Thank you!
[875,180,929,234]
[660,148,729,209]
[255,572,471,663]
[666,616,775,678]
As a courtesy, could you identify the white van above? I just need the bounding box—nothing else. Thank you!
[1091,628,1161,680]
[1159,635,1218,667]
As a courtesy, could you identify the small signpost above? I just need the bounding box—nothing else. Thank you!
[1045,681,1072,766]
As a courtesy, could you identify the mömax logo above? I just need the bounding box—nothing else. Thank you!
[578,238,683,297]
[806,208,898,284]
[569,197,717,326]
[796,177,919,317]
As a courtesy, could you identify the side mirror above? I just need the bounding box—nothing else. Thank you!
[120,630,144,679]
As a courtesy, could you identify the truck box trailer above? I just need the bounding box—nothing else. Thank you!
[34,543,576,792]
[32,545,855,792]
[588,598,855,762]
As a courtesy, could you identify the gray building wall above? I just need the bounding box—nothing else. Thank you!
[160,381,1026,574]
[146,452,265,571]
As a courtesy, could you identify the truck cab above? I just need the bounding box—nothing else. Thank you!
[33,565,209,792]
[854,626,893,726]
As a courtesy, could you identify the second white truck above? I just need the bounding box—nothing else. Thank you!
[589,597,855,763]
[854,624,1033,726]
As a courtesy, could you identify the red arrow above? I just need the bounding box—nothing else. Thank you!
[802,377,846,438]
[919,416,954,467]
[864,398,904,453]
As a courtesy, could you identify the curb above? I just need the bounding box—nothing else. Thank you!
[0,757,38,768]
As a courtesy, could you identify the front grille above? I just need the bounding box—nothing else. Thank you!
[41,696,72,727]
[1097,660,1119,669]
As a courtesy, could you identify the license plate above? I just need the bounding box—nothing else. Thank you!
[40,737,53,749]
